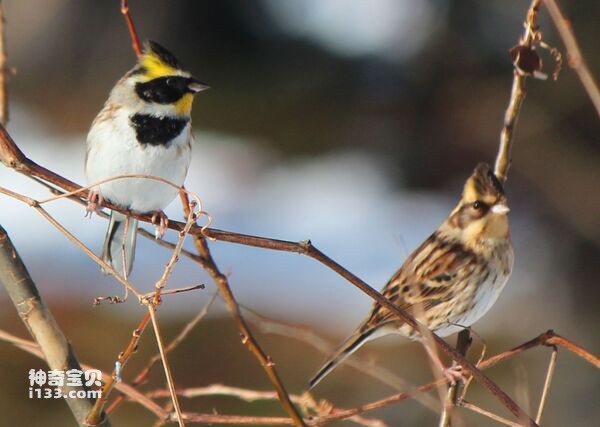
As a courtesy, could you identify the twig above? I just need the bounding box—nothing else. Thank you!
[458,400,521,427]
[534,347,557,424]
[85,314,151,425]
[147,306,185,426]
[179,191,307,426]
[0,185,142,300]
[107,292,217,414]
[544,0,600,116]
[480,330,599,370]
[121,0,141,56]
[0,1,7,126]
[242,306,440,413]
[495,0,542,182]
[438,329,472,427]
[0,225,110,426]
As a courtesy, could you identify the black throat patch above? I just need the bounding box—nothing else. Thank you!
[130,114,189,146]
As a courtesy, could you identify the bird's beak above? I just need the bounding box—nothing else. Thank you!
[491,203,510,214]
[187,78,210,93]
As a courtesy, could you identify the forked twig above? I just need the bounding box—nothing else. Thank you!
[106,292,218,414]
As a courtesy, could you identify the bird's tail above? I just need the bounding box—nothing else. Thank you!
[309,327,376,389]
[102,211,138,277]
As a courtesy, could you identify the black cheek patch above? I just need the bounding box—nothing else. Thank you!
[130,114,189,146]
[135,77,190,104]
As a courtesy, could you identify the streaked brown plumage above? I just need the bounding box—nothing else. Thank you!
[310,163,514,388]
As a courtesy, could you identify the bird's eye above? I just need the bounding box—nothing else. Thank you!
[165,77,174,86]
[472,200,486,210]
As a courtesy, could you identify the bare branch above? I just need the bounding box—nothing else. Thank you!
[121,0,141,56]
[147,306,185,426]
[535,347,558,424]
[0,1,7,126]
[495,0,543,182]
[544,0,600,116]
[0,225,110,426]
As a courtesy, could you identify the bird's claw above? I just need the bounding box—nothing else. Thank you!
[152,211,169,239]
[86,189,103,217]
[443,365,467,386]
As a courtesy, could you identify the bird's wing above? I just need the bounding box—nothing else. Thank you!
[359,232,479,333]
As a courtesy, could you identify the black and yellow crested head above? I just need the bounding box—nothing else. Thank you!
[145,41,182,69]
[462,163,504,204]
[138,40,185,79]
[131,41,209,115]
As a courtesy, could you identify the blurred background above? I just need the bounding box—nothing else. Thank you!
[0,0,598,426]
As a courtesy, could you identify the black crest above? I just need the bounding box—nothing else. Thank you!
[144,40,182,69]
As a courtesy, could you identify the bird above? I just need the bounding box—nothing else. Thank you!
[309,163,514,388]
[85,41,208,278]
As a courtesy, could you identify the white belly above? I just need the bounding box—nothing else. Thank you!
[85,110,192,213]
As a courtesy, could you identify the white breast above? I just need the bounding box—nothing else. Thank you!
[85,107,192,213]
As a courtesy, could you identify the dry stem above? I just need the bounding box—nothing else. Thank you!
[535,347,557,423]
[495,0,542,181]
[121,0,141,56]
[544,0,600,116]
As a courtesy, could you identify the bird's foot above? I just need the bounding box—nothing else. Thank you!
[85,189,103,217]
[151,211,169,239]
[443,365,467,386]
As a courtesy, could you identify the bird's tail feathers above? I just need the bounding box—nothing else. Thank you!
[102,211,138,278]
[309,327,376,389]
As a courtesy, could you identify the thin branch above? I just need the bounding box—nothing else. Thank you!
[0,225,111,426]
[0,185,143,300]
[121,0,141,56]
[534,347,558,424]
[107,292,217,414]
[147,385,386,427]
[495,0,542,182]
[544,0,600,116]
[0,1,7,126]
[178,191,307,426]
[479,330,599,370]
[439,329,472,427]
[147,306,185,426]
[458,400,521,427]
[85,314,151,425]
[242,306,440,413]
